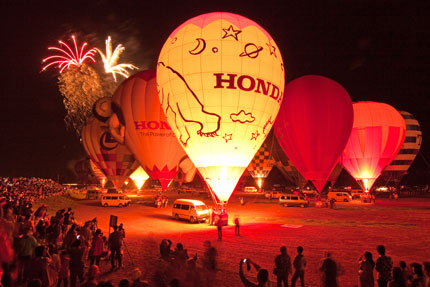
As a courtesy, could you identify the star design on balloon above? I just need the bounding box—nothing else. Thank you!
[222,25,242,41]
[251,130,260,141]
[266,42,277,58]
[223,133,233,143]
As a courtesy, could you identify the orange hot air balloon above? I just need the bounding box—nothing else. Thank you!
[81,115,139,189]
[157,12,284,208]
[109,70,188,191]
[342,102,406,191]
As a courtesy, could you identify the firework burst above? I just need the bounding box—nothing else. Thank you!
[97,36,138,81]
[42,36,97,73]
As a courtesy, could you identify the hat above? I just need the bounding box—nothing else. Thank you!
[131,268,142,281]
[88,265,100,278]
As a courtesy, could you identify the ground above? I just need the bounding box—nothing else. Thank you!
[37,191,430,287]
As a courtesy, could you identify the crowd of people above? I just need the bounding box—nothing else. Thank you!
[237,245,430,287]
[1,177,430,287]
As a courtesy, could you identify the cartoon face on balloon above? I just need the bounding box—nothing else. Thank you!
[157,12,284,202]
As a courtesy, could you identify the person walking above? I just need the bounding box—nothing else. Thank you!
[375,245,393,287]
[274,246,292,287]
[291,246,306,287]
[217,220,223,241]
[320,252,339,287]
[359,251,375,287]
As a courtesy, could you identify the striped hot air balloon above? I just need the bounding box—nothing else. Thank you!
[89,159,107,187]
[380,111,422,184]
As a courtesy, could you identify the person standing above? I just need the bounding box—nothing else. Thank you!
[375,245,393,287]
[89,229,104,266]
[358,251,375,287]
[108,225,124,270]
[320,252,339,287]
[234,217,240,236]
[274,246,292,287]
[291,246,306,287]
[217,220,223,241]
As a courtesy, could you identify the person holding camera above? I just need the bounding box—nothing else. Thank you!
[239,258,271,287]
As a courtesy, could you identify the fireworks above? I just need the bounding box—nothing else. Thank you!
[42,36,97,73]
[97,36,138,81]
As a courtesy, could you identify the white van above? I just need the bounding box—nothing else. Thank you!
[101,194,131,207]
[244,186,258,193]
[327,191,352,202]
[279,194,309,207]
[172,199,209,223]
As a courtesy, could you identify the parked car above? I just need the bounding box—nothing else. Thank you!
[86,189,102,199]
[244,186,258,193]
[101,194,131,207]
[172,199,210,223]
[279,194,309,207]
[327,191,352,202]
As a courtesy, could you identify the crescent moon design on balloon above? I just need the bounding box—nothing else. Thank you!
[189,38,206,55]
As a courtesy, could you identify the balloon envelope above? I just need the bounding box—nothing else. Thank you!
[110,70,187,191]
[156,12,284,203]
[380,111,421,184]
[81,116,139,188]
[342,101,406,191]
[247,133,276,188]
[274,75,353,192]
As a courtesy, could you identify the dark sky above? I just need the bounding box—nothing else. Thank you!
[2,0,430,183]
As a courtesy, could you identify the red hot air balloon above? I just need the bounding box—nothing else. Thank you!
[342,101,406,191]
[81,116,139,189]
[109,70,188,191]
[274,75,353,192]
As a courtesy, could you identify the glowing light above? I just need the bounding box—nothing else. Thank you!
[42,36,97,73]
[157,12,284,204]
[101,178,106,187]
[257,178,263,189]
[130,166,150,190]
[97,36,138,81]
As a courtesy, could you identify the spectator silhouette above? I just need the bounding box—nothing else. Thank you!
[239,258,270,287]
[130,268,149,287]
[389,267,406,287]
[160,239,172,261]
[399,261,412,285]
[108,225,124,270]
[202,241,217,287]
[291,246,306,287]
[119,279,130,287]
[320,252,339,287]
[81,265,100,287]
[274,246,291,287]
[89,229,104,266]
[375,245,393,287]
[411,263,425,287]
[423,262,430,287]
[69,239,85,287]
[359,251,375,287]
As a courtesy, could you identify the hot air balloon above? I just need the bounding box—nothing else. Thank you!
[342,101,406,191]
[74,159,92,184]
[274,75,353,192]
[156,12,285,219]
[81,115,139,189]
[89,159,107,187]
[129,166,150,190]
[380,111,422,185]
[109,70,188,191]
[247,133,276,191]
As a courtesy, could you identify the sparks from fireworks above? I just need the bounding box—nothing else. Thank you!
[42,36,97,73]
[97,36,138,81]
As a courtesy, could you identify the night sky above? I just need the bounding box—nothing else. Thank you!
[2,0,430,183]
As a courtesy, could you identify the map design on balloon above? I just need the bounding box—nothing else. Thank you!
[158,62,221,145]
